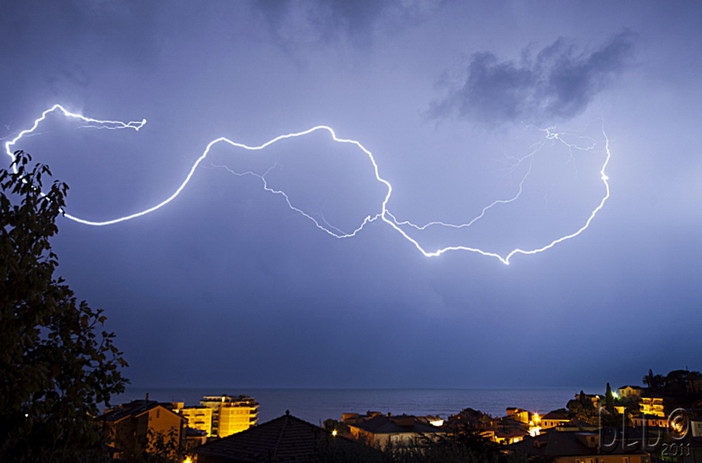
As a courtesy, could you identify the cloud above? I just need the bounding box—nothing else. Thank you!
[0,1,163,116]
[253,0,445,47]
[430,31,636,125]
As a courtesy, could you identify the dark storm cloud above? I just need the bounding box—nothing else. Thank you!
[431,31,636,125]
[0,1,163,117]
[6,0,702,392]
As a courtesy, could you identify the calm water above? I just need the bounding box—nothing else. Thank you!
[115,388,577,426]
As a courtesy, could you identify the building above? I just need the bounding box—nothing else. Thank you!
[97,399,186,460]
[494,428,527,445]
[184,427,208,451]
[692,419,702,438]
[346,414,446,450]
[341,411,383,424]
[509,430,651,463]
[172,402,214,437]
[631,415,668,428]
[199,394,259,438]
[193,411,380,462]
[553,419,599,432]
[619,385,644,400]
[493,415,530,444]
[541,410,571,429]
[639,396,665,417]
[506,407,531,424]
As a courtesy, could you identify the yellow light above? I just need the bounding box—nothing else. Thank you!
[331,430,338,437]
[183,457,193,463]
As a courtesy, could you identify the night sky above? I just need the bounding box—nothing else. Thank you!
[3,1,701,390]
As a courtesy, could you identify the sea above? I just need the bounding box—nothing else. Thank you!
[114,388,579,426]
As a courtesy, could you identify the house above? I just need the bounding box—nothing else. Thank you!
[494,428,527,445]
[541,410,571,429]
[509,430,651,463]
[346,414,446,450]
[97,399,186,460]
[506,407,531,424]
[493,416,530,444]
[619,386,644,400]
[193,411,380,462]
[341,411,383,424]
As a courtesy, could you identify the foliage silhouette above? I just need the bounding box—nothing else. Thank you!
[0,151,128,462]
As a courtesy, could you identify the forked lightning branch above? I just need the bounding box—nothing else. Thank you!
[4,104,612,265]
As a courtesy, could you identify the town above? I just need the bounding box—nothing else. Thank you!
[97,368,702,462]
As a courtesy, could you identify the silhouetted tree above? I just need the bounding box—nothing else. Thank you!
[567,393,598,424]
[605,383,615,411]
[0,152,128,462]
[445,408,495,433]
[323,418,351,436]
[116,428,184,463]
[643,369,664,391]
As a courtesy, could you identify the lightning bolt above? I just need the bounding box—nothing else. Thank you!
[4,104,612,265]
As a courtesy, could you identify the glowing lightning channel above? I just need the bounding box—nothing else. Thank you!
[5,104,612,265]
[386,149,535,232]
[382,129,612,265]
[211,163,374,239]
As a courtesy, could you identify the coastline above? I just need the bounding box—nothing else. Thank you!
[114,387,582,425]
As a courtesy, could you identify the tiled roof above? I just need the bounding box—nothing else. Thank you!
[562,418,597,428]
[98,400,159,422]
[194,412,363,462]
[541,410,570,421]
[510,431,647,457]
[347,415,446,435]
[495,428,526,438]
[97,400,185,423]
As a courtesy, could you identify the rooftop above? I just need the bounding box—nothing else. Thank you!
[194,411,370,462]
[541,410,570,421]
[98,400,185,423]
[347,414,446,435]
[510,431,648,457]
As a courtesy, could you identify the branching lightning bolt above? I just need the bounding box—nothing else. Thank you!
[4,104,612,265]
[386,150,535,232]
